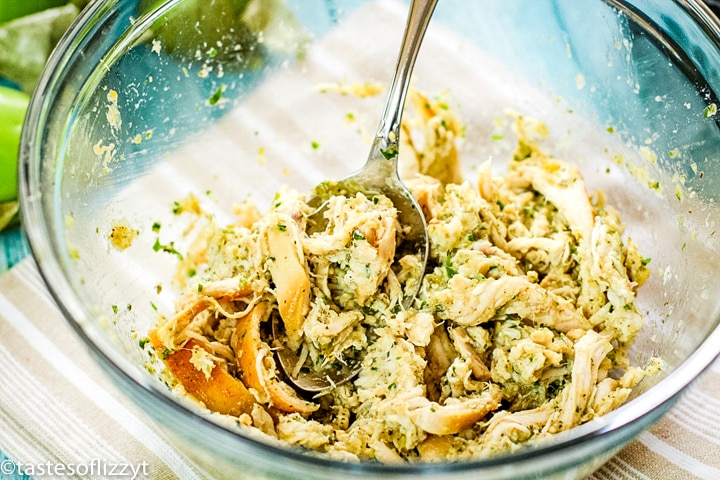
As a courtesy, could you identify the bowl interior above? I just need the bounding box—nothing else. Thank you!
[22,0,720,473]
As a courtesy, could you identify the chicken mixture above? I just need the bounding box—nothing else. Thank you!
[148,90,660,462]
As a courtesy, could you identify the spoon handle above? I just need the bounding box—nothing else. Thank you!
[371,0,439,164]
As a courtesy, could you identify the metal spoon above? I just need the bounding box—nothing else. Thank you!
[273,0,437,392]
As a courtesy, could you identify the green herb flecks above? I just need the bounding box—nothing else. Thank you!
[152,237,183,260]
[380,144,398,160]
[208,84,227,106]
[444,255,458,279]
[704,103,717,118]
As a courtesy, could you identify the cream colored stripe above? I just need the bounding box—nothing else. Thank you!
[610,440,704,480]
[13,258,54,305]
[667,397,720,445]
[638,430,720,479]
[0,344,128,479]
[591,454,653,479]
[0,406,63,467]
[0,344,122,460]
[0,287,207,480]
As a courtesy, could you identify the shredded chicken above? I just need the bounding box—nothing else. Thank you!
[145,96,659,463]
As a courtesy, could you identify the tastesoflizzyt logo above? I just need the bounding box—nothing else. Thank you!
[0,458,149,479]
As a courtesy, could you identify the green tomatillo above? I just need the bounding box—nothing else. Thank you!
[0,0,67,24]
[0,85,29,203]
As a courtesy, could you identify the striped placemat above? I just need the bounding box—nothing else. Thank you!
[0,257,211,480]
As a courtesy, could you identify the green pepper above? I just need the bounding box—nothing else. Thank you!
[0,85,29,203]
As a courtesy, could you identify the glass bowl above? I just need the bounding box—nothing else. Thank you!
[19,0,720,478]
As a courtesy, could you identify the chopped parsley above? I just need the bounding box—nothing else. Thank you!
[152,238,183,259]
[380,144,398,160]
[444,255,458,278]
[208,84,226,106]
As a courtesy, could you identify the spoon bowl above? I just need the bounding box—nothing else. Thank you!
[272,0,437,393]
